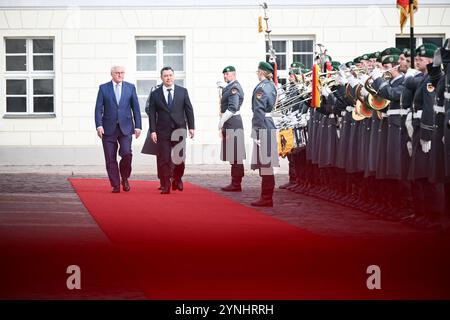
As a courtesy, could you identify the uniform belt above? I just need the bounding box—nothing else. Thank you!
[434,105,445,113]
[329,114,335,119]
[346,106,354,112]
[387,109,409,116]
[413,110,423,118]
[232,111,241,116]
[380,112,388,118]
[265,112,272,117]
[445,92,450,99]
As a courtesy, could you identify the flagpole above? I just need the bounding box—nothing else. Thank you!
[409,0,415,63]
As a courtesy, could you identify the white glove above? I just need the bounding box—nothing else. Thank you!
[335,74,348,86]
[321,86,331,97]
[405,111,413,138]
[359,74,370,83]
[420,139,431,153]
[216,81,226,89]
[253,138,261,146]
[299,114,308,127]
[407,141,413,157]
[218,109,234,129]
[433,48,442,67]
[371,68,383,80]
[405,68,420,78]
[336,129,340,139]
[348,75,359,88]
[360,86,369,98]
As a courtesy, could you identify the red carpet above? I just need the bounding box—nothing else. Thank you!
[67,178,450,300]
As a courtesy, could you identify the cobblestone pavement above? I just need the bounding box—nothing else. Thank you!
[0,166,443,240]
[1,165,448,298]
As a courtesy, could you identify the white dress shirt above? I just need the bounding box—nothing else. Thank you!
[162,85,175,105]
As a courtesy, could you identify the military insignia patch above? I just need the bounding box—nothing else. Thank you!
[427,83,435,93]
[256,91,264,99]
[231,88,238,95]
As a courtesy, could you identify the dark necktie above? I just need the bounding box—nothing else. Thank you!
[167,88,173,109]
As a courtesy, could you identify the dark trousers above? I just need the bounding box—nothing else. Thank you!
[102,124,132,187]
[158,135,186,188]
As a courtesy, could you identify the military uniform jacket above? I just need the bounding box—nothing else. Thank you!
[251,79,280,170]
[220,80,246,163]
[221,80,244,130]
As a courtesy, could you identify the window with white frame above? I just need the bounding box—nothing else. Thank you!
[4,38,55,116]
[266,37,315,86]
[396,34,444,52]
[135,38,185,113]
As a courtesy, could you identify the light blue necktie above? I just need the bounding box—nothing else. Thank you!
[115,83,121,105]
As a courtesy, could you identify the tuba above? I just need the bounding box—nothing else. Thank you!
[364,76,390,111]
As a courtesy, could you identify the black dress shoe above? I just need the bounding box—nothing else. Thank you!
[122,179,130,192]
[221,184,242,192]
[250,198,273,207]
[112,186,120,193]
[160,187,170,194]
[177,180,183,191]
[157,186,162,190]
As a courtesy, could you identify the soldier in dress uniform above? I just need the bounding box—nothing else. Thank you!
[407,43,439,226]
[218,66,246,192]
[279,62,303,189]
[250,61,280,207]
[371,53,410,217]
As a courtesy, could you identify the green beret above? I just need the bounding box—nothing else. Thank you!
[289,69,300,75]
[258,61,274,73]
[381,47,402,59]
[382,55,400,65]
[402,48,411,57]
[331,61,341,71]
[361,53,371,61]
[290,61,305,69]
[345,61,354,68]
[372,51,382,62]
[353,56,362,63]
[418,43,438,50]
[222,65,236,73]
[416,43,438,58]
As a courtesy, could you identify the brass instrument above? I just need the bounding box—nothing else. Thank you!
[363,66,398,111]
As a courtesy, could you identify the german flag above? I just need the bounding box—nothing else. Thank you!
[311,63,320,108]
[397,0,418,34]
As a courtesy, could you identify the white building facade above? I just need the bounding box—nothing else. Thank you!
[0,0,449,165]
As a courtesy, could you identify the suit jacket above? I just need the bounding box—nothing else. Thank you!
[148,84,195,139]
[141,85,161,155]
[94,81,142,136]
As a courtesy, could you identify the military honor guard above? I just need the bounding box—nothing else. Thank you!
[218,66,246,192]
[250,62,280,207]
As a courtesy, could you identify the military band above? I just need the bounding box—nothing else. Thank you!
[270,40,450,230]
[216,40,449,229]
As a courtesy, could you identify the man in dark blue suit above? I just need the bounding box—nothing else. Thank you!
[149,66,195,194]
[95,66,142,193]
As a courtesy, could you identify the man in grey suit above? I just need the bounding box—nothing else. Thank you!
[95,66,142,193]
